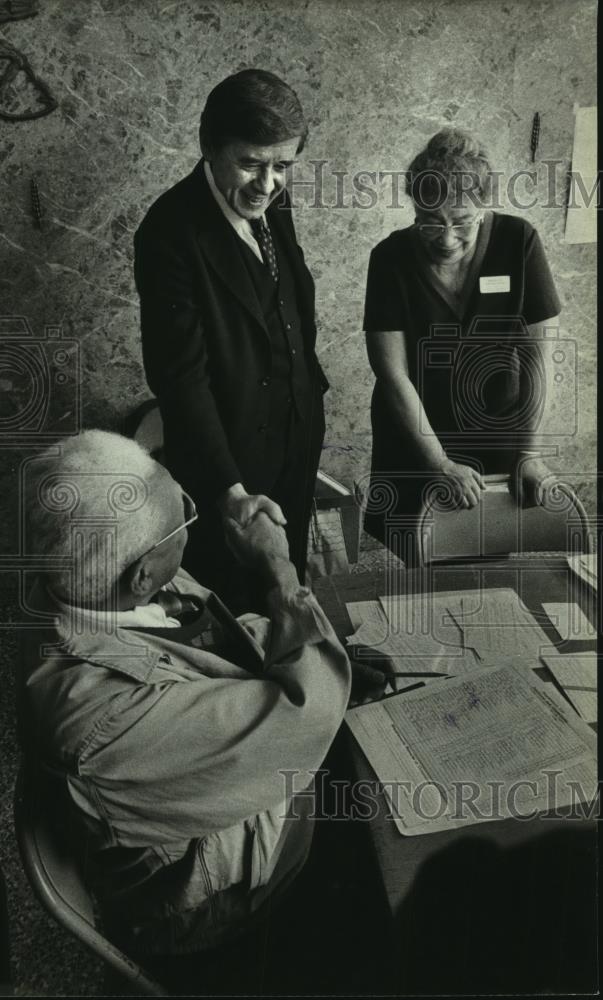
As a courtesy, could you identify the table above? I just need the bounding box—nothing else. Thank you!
[314,558,598,994]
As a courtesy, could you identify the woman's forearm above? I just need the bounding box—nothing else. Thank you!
[378,374,448,470]
[514,320,559,459]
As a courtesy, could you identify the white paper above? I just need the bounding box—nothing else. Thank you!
[479,275,510,293]
[346,662,597,836]
[367,591,478,673]
[454,588,551,659]
[543,602,596,640]
[380,588,551,662]
[345,598,478,681]
[564,106,597,244]
[542,651,598,724]
[346,599,387,632]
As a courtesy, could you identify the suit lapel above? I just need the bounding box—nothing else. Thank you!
[190,161,268,334]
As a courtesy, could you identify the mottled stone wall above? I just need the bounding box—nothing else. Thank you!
[1,0,597,511]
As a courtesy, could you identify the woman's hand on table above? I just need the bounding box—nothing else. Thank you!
[510,457,555,508]
[437,458,486,508]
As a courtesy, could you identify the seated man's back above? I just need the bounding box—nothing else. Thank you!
[20,431,351,955]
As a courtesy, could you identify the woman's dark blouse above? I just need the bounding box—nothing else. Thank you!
[363,212,561,472]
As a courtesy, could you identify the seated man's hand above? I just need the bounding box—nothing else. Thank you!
[347,646,392,706]
[510,457,555,508]
[224,510,293,580]
[218,483,286,528]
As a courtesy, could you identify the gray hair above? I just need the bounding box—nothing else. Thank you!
[406,128,493,209]
[25,430,175,606]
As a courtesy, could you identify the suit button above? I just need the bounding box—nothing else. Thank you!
[279,299,285,306]
[291,348,297,356]
[258,423,268,431]
[285,322,292,331]
[260,376,271,387]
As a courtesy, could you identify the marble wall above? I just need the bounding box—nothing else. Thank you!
[0,0,597,511]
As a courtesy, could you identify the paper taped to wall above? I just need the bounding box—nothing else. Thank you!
[564,106,597,244]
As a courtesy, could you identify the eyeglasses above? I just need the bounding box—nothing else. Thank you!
[137,491,198,561]
[416,218,482,239]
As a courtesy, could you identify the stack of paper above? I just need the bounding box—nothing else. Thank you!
[346,661,597,836]
[346,588,552,676]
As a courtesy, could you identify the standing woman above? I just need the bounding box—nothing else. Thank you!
[363,128,561,556]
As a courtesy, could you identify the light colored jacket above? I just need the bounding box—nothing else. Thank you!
[21,570,351,953]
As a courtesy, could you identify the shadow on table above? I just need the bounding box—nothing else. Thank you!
[392,826,598,995]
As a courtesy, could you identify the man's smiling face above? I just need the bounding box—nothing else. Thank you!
[206,137,301,220]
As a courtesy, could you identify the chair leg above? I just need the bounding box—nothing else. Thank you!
[102,965,141,996]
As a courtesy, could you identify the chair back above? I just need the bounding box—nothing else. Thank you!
[127,399,165,461]
[418,476,592,565]
[13,760,167,997]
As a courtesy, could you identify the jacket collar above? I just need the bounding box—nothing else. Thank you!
[59,624,166,683]
[190,159,268,333]
[33,581,175,683]
[203,159,265,248]
[189,159,312,334]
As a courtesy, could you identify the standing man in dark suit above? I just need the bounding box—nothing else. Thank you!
[134,69,328,608]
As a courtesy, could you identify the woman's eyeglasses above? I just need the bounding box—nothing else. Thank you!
[416,218,482,239]
[137,491,198,561]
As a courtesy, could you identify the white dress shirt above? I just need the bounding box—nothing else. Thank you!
[204,159,264,263]
[50,588,181,629]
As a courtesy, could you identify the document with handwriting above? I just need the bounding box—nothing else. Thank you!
[346,593,478,673]
[379,588,551,662]
[346,662,597,836]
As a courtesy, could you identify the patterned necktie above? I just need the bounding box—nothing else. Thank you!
[250,217,279,284]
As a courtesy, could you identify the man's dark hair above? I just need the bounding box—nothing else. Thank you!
[199,69,308,154]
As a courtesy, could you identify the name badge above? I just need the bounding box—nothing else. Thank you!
[480,275,510,294]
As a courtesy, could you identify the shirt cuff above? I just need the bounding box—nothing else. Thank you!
[265,586,334,665]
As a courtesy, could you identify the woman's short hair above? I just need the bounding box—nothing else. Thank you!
[199,68,308,154]
[26,430,174,606]
[406,128,492,210]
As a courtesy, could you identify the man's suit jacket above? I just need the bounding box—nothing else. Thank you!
[134,160,328,505]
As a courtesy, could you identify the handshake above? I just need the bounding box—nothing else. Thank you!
[219,486,393,706]
[218,486,294,585]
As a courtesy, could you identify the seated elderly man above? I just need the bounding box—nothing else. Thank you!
[20,429,355,966]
